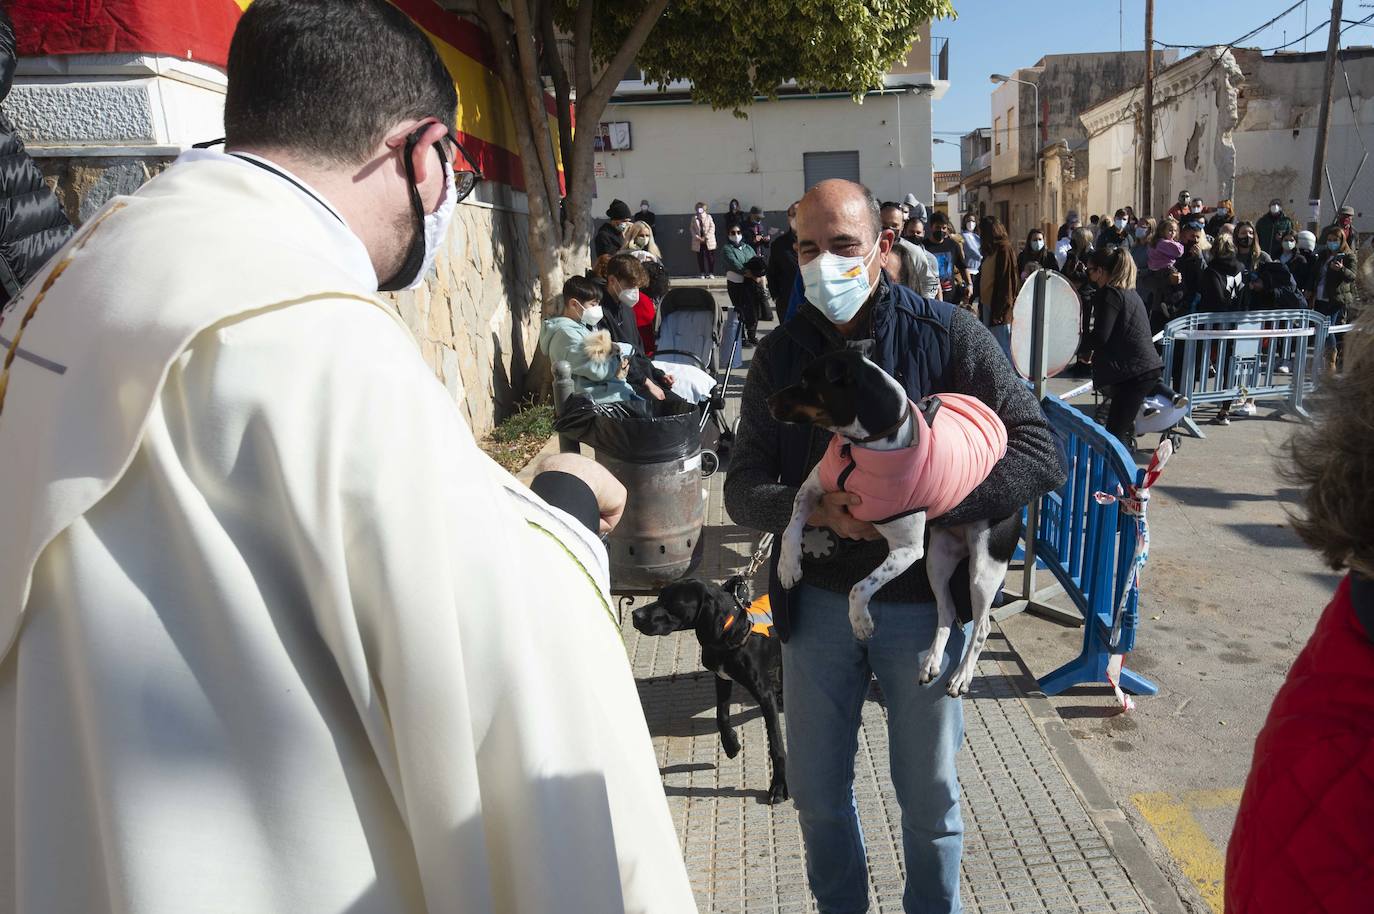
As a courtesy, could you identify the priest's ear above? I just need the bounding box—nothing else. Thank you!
[385,119,450,195]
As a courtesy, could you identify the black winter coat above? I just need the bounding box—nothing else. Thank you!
[1200,256,1246,312]
[592,221,624,259]
[0,8,75,307]
[766,229,798,305]
[598,286,667,390]
[1086,286,1163,387]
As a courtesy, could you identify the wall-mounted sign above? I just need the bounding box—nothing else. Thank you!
[593,121,632,152]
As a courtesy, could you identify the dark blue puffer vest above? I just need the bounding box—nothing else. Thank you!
[766,278,955,639]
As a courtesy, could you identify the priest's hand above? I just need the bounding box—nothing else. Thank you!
[534,452,627,535]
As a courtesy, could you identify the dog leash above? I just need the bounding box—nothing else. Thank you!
[722,532,775,627]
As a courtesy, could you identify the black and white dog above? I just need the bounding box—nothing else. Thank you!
[768,349,1020,697]
[631,577,788,804]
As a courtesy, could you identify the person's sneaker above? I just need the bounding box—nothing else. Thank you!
[1207,366,1218,379]
[1142,405,1161,418]
[1172,393,1190,408]
[1237,401,1258,417]
[1276,360,1292,375]
[1212,412,1231,426]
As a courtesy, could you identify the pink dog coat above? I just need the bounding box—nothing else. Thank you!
[816,394,1009,523]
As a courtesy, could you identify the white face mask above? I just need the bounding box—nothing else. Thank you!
[1114,218,1127,231]
[800,243,882,325]
[633,236,649,249]
[380,157,458,292]
[579,304,604,326]
[1191,205,1202,214]
[696,207,705,215]
[1030,239,1045,252]
[618,288,640,306]
[1270,204,1281,215]
[1282,240,1296,251]
[965,222,976,232]
[729,233,742,243]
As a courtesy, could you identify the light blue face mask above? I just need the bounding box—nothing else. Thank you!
[800,242,882,324]
[1328,240,1342,252]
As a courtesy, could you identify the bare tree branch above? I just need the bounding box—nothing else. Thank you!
[473,0,562,302]
[504,0,563,218]
[572,0,594,102]
[579,0,668,122]
[539,0,574,206]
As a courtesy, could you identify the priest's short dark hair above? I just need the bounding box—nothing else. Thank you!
[223,0,457,167]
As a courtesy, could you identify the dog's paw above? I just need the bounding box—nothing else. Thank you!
[765,776,790,805]
[778,545,803,590]
[848,591,876,640]
[848,610,876,642]
[946,665,976,697]
[721,731,741,758]
[918,649,942,684]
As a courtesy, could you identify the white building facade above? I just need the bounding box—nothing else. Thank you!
[592,28,949,275]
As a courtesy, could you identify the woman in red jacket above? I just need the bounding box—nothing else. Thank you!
[1225,308,1374,912]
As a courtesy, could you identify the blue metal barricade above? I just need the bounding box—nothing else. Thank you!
[1159,309,1327,437]
[1032,396,1158,697]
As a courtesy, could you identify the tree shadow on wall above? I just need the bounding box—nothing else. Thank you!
[484,205,540,422]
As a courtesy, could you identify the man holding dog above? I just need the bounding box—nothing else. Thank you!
[0,2,695,911]
[725,179,1065,913]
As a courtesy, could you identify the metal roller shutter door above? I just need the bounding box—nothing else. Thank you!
[803,151,861,190]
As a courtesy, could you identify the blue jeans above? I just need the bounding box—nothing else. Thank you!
[784,585,966,914]
[990,323,1013,363]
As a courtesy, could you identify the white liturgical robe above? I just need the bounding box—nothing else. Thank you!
[0,153,696,913]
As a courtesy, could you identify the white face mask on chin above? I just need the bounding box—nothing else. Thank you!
[379,158,458,292]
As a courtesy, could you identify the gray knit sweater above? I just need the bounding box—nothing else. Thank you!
[723,301,1067,604]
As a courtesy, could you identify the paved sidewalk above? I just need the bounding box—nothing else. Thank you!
[620,339,1165,913]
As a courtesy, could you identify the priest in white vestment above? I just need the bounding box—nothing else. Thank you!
[0,1,695,911]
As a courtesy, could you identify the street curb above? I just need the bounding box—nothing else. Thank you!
[991,622,1191,914]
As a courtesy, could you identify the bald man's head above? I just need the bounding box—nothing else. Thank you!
[798,180,882,248]
[795,180,888,266]
[794,180,892,323]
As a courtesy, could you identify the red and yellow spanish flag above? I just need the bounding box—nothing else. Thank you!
[8,0,559,191]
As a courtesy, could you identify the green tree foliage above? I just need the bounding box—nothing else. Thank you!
[461,0,955,370]
[578,0,955,113]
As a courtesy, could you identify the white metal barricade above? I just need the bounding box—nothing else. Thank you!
[1159,309,1328,438]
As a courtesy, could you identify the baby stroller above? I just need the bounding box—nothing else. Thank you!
[654,287,742,471]
[1066,379,1188,453]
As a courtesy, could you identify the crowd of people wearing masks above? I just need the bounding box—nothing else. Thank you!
[1032,190,1363,438]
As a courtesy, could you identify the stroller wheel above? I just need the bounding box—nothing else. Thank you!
[700,450,720,478]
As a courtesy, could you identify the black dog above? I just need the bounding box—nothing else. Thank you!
[631,577,788,804]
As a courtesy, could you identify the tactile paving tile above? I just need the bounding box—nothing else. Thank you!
[623,332,1150,913]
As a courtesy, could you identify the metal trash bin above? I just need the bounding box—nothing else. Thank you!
[554,394,709,589]
[596,449,706,588]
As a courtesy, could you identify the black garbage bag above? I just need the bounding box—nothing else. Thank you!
[554,394,700,464]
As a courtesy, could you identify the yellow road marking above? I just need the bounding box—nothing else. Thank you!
[1132,791,1228,914]
[1182,788,1245,810]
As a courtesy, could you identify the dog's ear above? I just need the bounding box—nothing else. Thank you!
[845,338,875,359]
[823,355,851,386]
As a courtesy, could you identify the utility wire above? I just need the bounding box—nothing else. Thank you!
[1154,0,1302,48]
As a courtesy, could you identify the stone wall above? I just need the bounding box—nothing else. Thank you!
[39,156,176,223]
[391,201,541,435]
[36,155,540,437]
